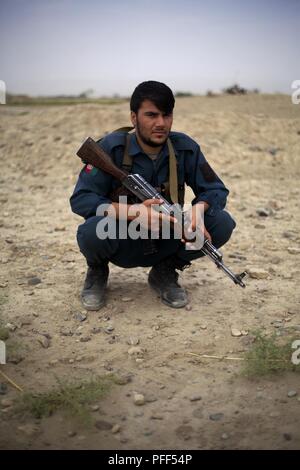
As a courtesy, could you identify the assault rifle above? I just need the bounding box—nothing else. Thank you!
[77,137,246,288]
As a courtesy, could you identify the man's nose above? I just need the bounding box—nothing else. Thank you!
[155,114,165,127]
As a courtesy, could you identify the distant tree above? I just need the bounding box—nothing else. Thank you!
[206,90,216,97]
[223,84,247,95]
[175,91,193,97]
[78,89,94,99]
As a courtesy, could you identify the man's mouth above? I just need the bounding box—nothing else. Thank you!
[152,131,166,136]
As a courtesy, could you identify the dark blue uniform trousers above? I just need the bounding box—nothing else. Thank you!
[77,210,236,269]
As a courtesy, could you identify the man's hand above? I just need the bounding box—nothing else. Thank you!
[134,198,177,233]
[182,202,212,244]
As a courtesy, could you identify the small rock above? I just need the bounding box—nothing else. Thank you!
[74,312,87,322]
[95,420,113,431]
[90,405,99,411]
[189,395,202,402]
[80,336,91,342]
[111,424,121,434]
[150,414,164,420]
[287,247,300,255]
[127,346,144,356]
[221,433,229,440]
[282,231,296,240]
[127,337,140,346]
[27,277,42,286]
[7,354,24,364]
[200,324,207,330]
[104,326,114,334]
[68,431,77,437]
[121,297,133,302]
[185,305,192,311]
[5,323,17,332]
[287,390,297,398]
[241,330,249,336]
[38,336,50,348]
[209,413,224,421]
[134,393,145,405]
[256,208,270,217]
[269,147,279,156]
[0,282,8,288]
[231,328,242,337]
[60,328,73,336]
[114,374,132,385]
[246,268,269,279]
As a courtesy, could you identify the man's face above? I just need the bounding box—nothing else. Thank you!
[131,99,173,149]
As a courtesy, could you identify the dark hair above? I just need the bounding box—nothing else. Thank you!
[130,81,175,114]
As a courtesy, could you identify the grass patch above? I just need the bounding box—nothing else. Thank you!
[242,330,300,377]
[15,375,113,424]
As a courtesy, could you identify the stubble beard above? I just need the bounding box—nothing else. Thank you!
[136,121,169,149]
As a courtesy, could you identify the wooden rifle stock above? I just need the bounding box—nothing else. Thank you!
[77,137,128,182]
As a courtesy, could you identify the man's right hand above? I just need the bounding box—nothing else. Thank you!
[133,198,177,233]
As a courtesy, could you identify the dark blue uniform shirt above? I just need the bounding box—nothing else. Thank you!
[70,131,229,219]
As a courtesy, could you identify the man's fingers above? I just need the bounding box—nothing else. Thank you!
[159,213,177,225]
[204,228,212,242]
[143,198,163,207]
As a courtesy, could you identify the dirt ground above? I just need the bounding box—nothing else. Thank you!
[0,94,300,450]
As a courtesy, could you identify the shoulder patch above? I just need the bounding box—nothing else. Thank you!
[85,164,98,176]
[200,161,217,182]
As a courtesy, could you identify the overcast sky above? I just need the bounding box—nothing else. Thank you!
[1,0,299,96]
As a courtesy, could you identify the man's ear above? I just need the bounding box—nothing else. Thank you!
[130,111,137,127]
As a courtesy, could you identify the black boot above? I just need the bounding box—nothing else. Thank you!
[148,256,190,308]
[81,263,109,311]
